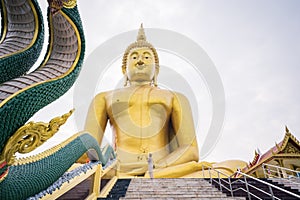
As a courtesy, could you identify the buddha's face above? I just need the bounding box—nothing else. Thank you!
[126,47,156,84]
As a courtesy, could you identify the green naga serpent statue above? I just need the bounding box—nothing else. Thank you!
[0,0,114,199]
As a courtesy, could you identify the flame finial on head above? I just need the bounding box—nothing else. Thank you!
[137,23,146,41]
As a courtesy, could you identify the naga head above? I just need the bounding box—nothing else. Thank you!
[48,0,77,14]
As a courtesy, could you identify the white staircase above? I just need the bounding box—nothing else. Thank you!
[120,178,245,199]
[269,178,300,192]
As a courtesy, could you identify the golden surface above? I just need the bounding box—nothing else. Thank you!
[14,131,86,166]
[84,25,244,178]
[86,84,199,176]
[0,0,7,44]
[243,130,300,178]
[0,109,73,165]
[63,0,77,8]
[85,44,198,177]
[49,0,77,10]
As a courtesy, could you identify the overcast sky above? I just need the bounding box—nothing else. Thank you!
[27,0,300,164]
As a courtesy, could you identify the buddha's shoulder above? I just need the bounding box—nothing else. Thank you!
[93,91,110,100]
[93,88,128,100]
[155,88,188,99]
[93,87,187,100]
[152,87,173,95]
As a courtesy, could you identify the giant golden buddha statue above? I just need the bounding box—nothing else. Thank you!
[80,24,247,178]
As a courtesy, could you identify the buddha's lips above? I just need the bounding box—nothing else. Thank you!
[136,64,146,69]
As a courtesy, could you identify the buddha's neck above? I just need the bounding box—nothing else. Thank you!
[129,81,152,86]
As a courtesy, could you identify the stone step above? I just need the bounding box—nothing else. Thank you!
[126,188,219,192]
[282,184,300,189]
[124,192,227,196]
[123,194,227,198]
[120,196,246,200]
[121,197,245,200]
[120,178,245,200]
[268,178,300,192]
[126,186,219,189]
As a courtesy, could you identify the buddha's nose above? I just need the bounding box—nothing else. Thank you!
[137,60,144,66]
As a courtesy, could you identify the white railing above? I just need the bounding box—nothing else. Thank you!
[236,170,300,200]
[202,165,234,197]
[262,163,300,178]
[262,163,300,190]
[202,164,300,200]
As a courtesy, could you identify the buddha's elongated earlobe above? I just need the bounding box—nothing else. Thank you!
[153,67,159,87]
[124,74,129,87]
[153,74,157,87]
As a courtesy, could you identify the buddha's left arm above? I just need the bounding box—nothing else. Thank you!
[156,92,199,168]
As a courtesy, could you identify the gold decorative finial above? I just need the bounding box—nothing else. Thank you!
[0,109,74,165]
[275,142,281,150]
[137,23,146,41]
[285,125,290,133]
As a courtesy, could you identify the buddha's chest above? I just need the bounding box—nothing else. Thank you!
[105,88,173,118]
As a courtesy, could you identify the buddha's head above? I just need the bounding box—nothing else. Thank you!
[122,24,159,86]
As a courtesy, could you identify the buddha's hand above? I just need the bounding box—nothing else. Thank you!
[154,161,167,169]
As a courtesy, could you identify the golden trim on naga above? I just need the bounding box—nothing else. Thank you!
[0,0,40,59]
[0,109,74,166]
[63,0,77,8]
[0,9,82,108]
[0,0,8,44]
[0,170,9,183]
[50,0,77,10]
[14,131,88,166]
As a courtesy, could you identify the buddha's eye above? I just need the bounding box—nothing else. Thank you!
[143,52,152,60]
[132,56,137,59]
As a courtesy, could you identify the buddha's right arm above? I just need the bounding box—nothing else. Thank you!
[84,92,108,145]
[77,93,109,163]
